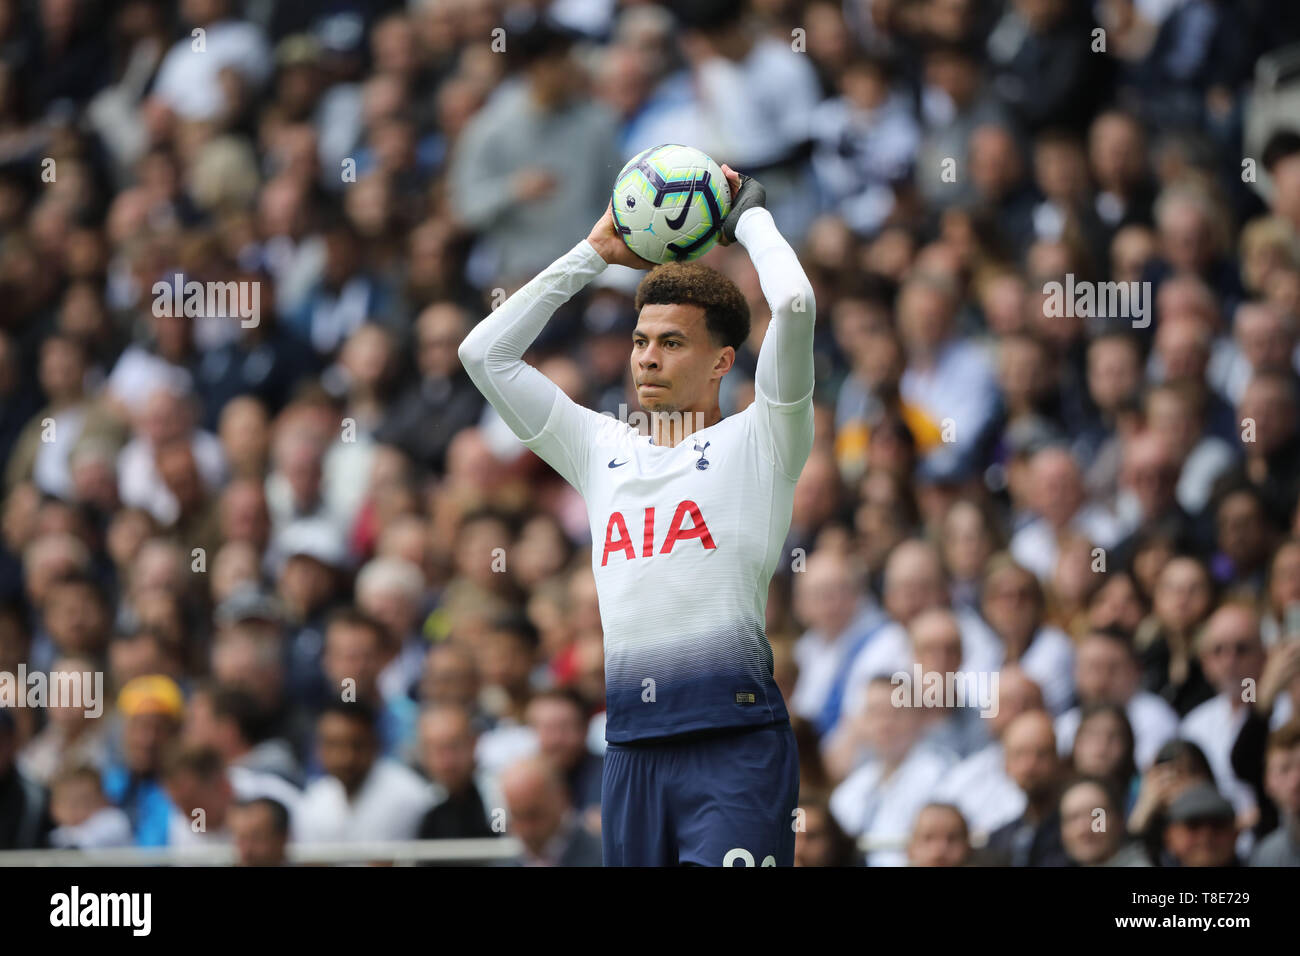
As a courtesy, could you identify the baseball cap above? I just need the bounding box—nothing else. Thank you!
[1166,784,1234,824]
[277,519,348,571]
[1004,417,1064,459]
[215,586,286,628]
[117,675,185,720]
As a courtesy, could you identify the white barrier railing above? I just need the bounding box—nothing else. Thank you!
[0,837,522,867]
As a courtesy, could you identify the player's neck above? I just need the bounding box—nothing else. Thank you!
[650,404,722,447]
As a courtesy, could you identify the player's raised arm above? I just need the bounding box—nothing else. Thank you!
[457,204,652,486]
[721,168,817,479]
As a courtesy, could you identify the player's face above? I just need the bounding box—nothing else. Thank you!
[631,304,730,413]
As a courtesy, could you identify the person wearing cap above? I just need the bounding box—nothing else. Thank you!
[273,518,349,707]
[1162,783,1241,866]
[101,674,185,846]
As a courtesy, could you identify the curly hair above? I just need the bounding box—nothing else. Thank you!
[634,262,750,350]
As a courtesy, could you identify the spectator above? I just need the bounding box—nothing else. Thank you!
[524,689,601,832]
[828,677,957,866]
[1070,703,1139,807]
[374,303,484,475]
[447,17,622,285]
[0,708,52,849]
[187,683,303,787]
[1133,555,1217,715]
[1161,783,1241,867]
[1250,720,1300,866]
[794,793,860,867]
[984,710,1071,866]
[1056,628,1180,769]
[230,797,291,867]
[1059,776,1150,866]
[415,703,499,843]
[320,608,418,761]
[934,665,1044,837]
[1179,604,1266,820]
[790,550,885,725]
[102,674,185,846]
[906,803,972,867]
[1128,737,1216,862]
[499,754,600,867]
[18,652,112,785]
[295,700,433,844]
[162,743,299,849]
[979,555,1076,715]
[47,764,133,850]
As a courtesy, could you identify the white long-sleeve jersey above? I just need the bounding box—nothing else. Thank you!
[459,208,815,743]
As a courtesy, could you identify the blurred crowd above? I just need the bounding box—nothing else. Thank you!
[3,0,1300,867]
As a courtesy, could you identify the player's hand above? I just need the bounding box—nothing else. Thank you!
[717,164,766,245]
[587,201,657,270]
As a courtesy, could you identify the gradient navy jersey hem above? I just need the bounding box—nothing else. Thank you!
[602,671,790,745]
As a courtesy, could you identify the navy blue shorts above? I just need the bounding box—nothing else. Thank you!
[601,721,800,867]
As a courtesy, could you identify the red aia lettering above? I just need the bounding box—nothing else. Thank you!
[661,500,716,554]
[601,511,635,566]
[600,502,716,566]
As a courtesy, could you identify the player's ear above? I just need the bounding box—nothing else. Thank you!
[713,345,735,378]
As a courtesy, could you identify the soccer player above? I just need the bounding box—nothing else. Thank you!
[458,166,814,866]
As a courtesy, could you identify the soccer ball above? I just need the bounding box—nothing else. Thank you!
[611,144,732,264]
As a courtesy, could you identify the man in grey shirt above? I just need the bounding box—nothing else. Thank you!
[448,18,623,286]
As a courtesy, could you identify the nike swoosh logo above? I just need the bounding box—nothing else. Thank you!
[608,458,629,468]
[664,179,696,230]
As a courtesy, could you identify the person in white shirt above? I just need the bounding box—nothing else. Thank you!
[1180,605,1268,820]
[162,744,300,850]
[149,0,271,122]
[1056,628,1180,769]
[1009,446,1123,581]
[831,539,1003,746]
[933,665,1045,837]
[458,168,814,866]
[790,550,884,723]
[828,677,956,867]
[1143,382,1237,516]
[896,273,999,476]
[979,554,1076,715]
[117,386,227,526]
[48,765,134,850]
[294,701,434,845]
